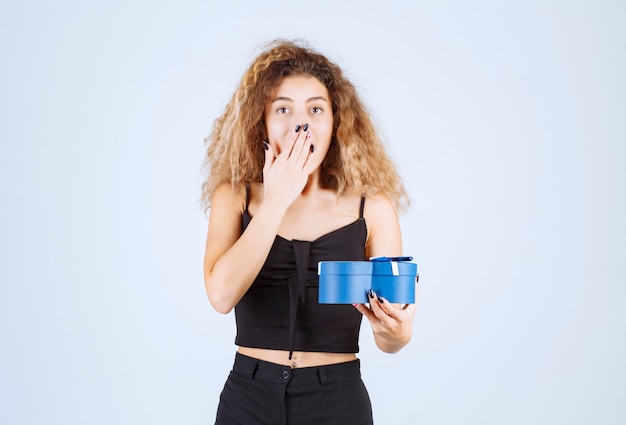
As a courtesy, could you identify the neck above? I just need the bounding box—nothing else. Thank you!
[302,169,324,194]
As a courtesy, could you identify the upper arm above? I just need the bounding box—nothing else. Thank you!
[203,183,246,280]
[364,195,402,259]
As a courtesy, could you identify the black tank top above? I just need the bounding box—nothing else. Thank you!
[234,189,367,358]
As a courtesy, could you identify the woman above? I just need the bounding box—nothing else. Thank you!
[202,40,417,425]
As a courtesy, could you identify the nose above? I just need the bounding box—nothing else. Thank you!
[292,109,309,131]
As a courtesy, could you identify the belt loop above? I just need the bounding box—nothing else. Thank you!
[318,366,328,385]
[250,359,259,380]
[236,353,259,380]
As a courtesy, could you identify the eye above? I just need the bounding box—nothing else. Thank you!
[276,107,289,114]
[311,106,323,114]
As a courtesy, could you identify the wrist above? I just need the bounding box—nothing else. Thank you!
[375,329,412,353]
[252,197,289,227]
[259,193,292,215]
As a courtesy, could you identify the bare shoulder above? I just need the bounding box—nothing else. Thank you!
[363,194,398,224]
[335,189,364,218]
[211,182,247,214]
[337,190,398,230]
[363,194,402,257]
[205,182,247,268]
[206,183,247,240]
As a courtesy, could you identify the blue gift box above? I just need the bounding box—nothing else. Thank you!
[318,258,417,304]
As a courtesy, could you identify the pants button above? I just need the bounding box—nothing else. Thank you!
[282,370,290,380]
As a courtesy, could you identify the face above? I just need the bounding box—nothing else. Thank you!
[264,75,333,161]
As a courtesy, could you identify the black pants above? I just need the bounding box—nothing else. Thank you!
[215,353,373,425]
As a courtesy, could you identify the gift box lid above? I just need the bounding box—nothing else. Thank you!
[318,261,373,275]
[318,259,417,277]
[372,261,417,277]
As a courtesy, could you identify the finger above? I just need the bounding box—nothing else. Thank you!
[403,303,418,317]
[375,296,398,318]
[367,290,395,322]
[414,279,419,305]
[290,125,311,165]
[295,130,313,169]
[288,124,304,158]
[376,298,414,320]
[262,141,276,174]
[353,303,377,322]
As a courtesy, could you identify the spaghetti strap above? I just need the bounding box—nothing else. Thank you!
[359,196,366,218]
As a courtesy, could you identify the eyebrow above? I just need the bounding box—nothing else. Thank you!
[271,96,329,103]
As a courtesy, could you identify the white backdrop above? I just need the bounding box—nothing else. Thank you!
[1,1,624,424]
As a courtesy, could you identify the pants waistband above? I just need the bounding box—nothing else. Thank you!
[232,352,361,385]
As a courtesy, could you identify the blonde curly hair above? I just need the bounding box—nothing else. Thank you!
[202,39,409,211]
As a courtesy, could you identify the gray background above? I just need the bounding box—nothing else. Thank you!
[1,1,624,424]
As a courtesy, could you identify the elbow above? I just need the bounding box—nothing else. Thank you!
[206,289,235,314]
[209,298,234,314]
[211,299,234,315]
[204,276,235,314]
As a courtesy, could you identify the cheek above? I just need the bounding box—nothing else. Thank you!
[265,120,291,152]
[316,120,334,144]
[265,117,282,135]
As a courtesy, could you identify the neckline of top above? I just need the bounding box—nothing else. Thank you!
[242,209,365,244]
[275,218,365,244]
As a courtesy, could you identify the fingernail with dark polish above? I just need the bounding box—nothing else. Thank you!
[368,289,374,299]
[303,123,309,132]
[310,144,315,153]
[295,124,301,132]
[262,141,269,150]
[378,297,384,303]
